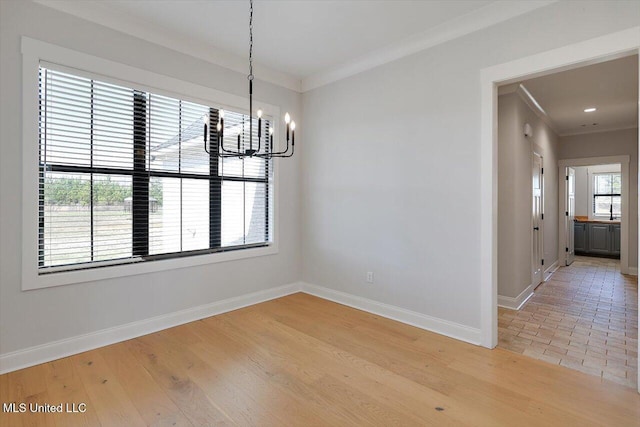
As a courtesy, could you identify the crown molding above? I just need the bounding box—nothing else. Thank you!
[516,84,561,135]
[32,0,302,92]
[559,124,638,138]
[301,0,557,92]
[511,84,638,139]
[35,0,556,94]
[498,84,561,135]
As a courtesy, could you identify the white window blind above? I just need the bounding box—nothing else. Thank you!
[39,66,273,272]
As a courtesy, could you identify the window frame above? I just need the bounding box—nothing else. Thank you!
[22,37,280,290]
[589,170,622,220]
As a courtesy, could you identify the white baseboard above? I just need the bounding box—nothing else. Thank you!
[1,280,486,374]
[299,282,482,345]
[627,267,638,276]
[0,282,300,375]
[544,260,559,280]
[498,284,534,311]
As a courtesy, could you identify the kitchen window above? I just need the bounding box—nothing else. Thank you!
[592,172,621,218]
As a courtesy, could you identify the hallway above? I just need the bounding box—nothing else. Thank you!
[498,256,638,388]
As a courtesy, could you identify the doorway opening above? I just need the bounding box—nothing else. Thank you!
[560,159,629,269]
[481,28,640,392]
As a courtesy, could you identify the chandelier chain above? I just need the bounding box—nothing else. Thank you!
[248,0,253,80]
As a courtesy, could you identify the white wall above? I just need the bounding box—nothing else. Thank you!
[301,1,639,331]
[0,1,301,355]
[559,128,638,267]
[497,92,559,300]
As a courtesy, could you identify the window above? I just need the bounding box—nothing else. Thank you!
[592,172,621,218]
[39,66,273,273]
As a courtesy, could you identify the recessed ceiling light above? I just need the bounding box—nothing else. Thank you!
[584,107,597,113]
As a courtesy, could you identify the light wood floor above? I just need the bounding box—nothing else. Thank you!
[498,256,638,388]
[1,293,639,427]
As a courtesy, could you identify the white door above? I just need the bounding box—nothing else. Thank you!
[566,167,576,265]
[532,153,543,287]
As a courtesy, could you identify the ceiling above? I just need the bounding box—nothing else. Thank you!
[99,0,493,78]
[35,0,555,91]
[519,55,639,136]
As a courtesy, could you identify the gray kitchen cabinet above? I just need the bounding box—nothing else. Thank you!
[574,221,620,258]
[589,223,611,255]
[611,224,621,255]
[574,222,588,253]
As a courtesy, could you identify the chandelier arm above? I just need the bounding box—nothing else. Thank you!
[219,145,243,156]
[278,131,295,157]
[267,136,290,156]
[255,118,261,154]
[215,115,239,155]
[218,134,242,155]
[265,150,293,158]
[217,143,245,157]
[279,143,295,158]
[256,141,293,158]
[203,122,210,154]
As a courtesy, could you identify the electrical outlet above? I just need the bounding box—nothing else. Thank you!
[366,271,374,283]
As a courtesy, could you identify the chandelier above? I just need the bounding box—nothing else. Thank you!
[204,0,296,159]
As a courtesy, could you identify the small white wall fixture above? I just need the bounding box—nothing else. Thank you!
[524,123,533,138]
[480,26,639,395]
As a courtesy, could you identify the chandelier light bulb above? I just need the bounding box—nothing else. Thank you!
[219,109,225,118]
[291,121,296,131]
[216,122,221,132]
[269,127,274,135]
[284,113,291,124]
[257,109,263,118]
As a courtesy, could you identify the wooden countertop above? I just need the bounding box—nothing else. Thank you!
[574,215,620,224]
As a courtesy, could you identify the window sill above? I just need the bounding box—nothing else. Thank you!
[590,215,622,221]
[23,244,278,291]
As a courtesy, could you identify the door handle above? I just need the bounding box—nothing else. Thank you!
[533,227,539,231]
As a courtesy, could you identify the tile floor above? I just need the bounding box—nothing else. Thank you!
[498,256,638,388]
